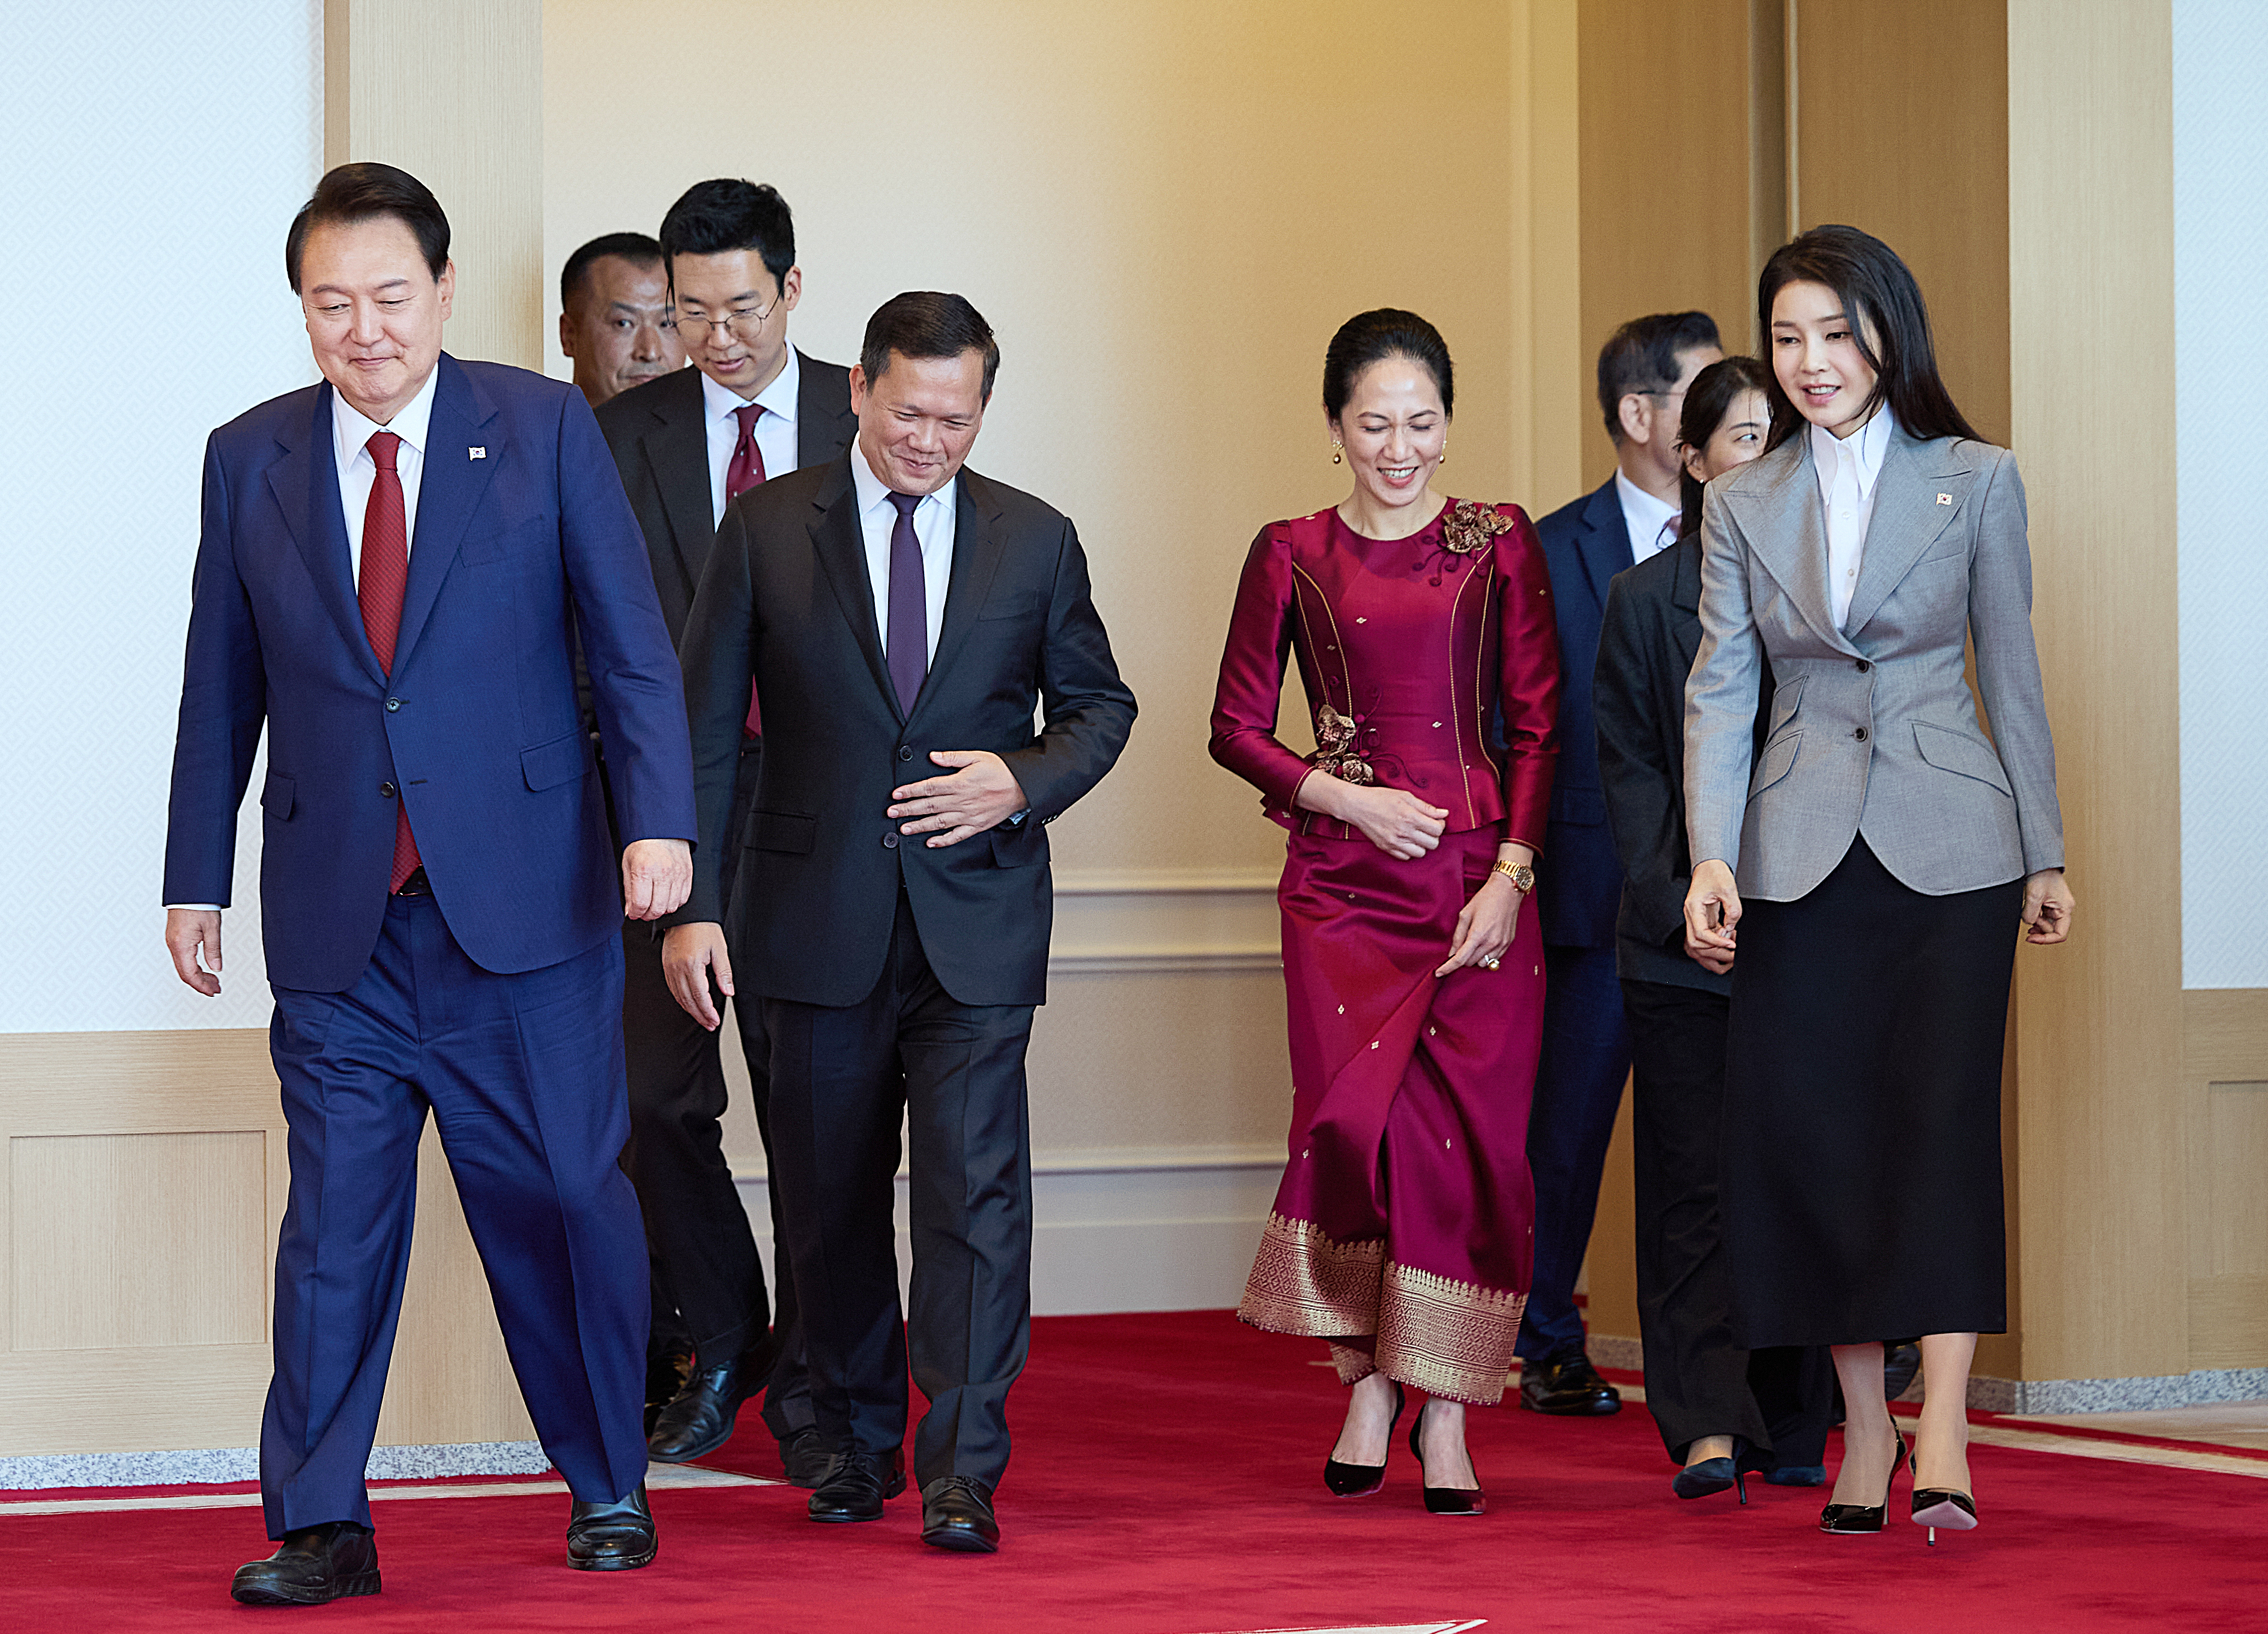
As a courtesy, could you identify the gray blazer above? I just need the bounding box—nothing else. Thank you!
[1683,424,2063,901]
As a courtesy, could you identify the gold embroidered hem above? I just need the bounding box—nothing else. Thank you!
[1238,1212,1386,1337]
[1327,1342,1377,1386]
[1373,1260,1525,1405]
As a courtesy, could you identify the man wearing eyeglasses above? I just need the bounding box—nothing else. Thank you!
[1517,311,1722,1420]
[595,178,856,1486]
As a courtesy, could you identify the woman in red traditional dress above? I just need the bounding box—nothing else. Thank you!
[1209,310,1560,1515]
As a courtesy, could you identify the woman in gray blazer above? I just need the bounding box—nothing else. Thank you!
[1680,226,2074,1544]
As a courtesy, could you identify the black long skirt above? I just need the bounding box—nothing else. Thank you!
[1722,838,2022,1349]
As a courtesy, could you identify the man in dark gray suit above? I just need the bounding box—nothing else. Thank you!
[664,292,1134,1554]
[594,179,857,1482]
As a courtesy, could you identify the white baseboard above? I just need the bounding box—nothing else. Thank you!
[733,1146,1284,1317]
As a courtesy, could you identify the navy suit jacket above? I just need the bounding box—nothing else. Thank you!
[164,354,697,991]
[1532,476,1636,949]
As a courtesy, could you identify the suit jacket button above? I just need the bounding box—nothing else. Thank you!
[1854,659,1871,673]
[379,781,396,797]
[898,746,914,761]
[883,831,900,849]
[1854,727,1869,742]
[386,698,402,712]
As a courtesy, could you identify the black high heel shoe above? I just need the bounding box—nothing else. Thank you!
[1671,1436,1750,1504]
[1323,1381,1406,1496]
[1909,1445,1979,1545]
[1818,1424,1905,1534]
[1408,1400,1488,1516]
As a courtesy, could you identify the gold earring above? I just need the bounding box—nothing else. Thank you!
[1331,443,1343,465]
[1439,446,1448,465]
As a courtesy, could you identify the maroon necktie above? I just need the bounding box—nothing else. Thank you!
[885,492,927,713]
[728,403,767,736]
[358,431,422,892]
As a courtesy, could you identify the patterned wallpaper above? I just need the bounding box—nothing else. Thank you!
[0,2,321,1030]
[2175,1,2268,988]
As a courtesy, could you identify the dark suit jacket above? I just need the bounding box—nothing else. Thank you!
[1594,533,1767,992]
[1532,476,1636,948]
[163,355,696,991]
[675,453,1136,1009]
[594,351,858,643]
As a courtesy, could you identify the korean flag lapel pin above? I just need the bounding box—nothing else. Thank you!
[469,446,487,460]
[1935,492,1953,505]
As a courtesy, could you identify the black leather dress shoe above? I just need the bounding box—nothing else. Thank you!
[230,1522,380,1605]
[778,1424,832,1489]
[648,1348,763,1463]
[1518,1354,1622,1416]
[567,1483,657,1571]
[921,1475,1000,1553]
[645,1343,696,1437]
[808,1448,907,1523]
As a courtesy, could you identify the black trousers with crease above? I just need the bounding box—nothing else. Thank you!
[1624,976,1833,1468]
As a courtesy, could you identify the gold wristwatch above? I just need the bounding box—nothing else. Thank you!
[1492,859,1536,892]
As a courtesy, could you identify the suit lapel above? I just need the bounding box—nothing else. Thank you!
[646,368,714,595]
[267,384,386,686]
[393,354,501,674]
[793,349,857,467]
[806,457,900,716]
[1842,430,1977,635]
[1573,480,1630,611]
[913,470,1010,722]
[1726,438,1856,655]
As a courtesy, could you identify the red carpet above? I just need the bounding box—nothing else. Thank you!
[5,1310,2262,1632]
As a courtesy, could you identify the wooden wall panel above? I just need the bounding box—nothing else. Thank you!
[1792,0,2012,449]
[2185,989,2268,1372]
[2007,0,2186,1383]
[326,0,544,371]
[1573,0,1775,499]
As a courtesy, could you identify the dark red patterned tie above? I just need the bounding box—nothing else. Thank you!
[728,403,767,736]
[359,431,422,892]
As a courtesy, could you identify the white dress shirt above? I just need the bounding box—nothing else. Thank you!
[702,348,802,526]
[848,439,954,667]
[332,365,439,578]
[1810,405,1896,629]
[1613,468,1681,564]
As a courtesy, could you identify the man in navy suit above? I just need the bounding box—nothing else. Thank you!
[163,163,696,1603]
[1519,310,1722,1415]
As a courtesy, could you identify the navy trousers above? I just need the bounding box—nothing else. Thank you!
[262,894,650,1537]
[1516,942,1634,1362]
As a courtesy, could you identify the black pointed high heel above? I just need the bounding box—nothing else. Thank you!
[1910,1446,1979,1545]
[1819,1424,1905,1534]
[1323,1381,1406,1496]
[1671,1436,1750,1504]
[1409,1400,1488,1516]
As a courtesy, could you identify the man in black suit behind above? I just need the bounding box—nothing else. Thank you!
[594,180,858,1480]
[665,292,1134,1554]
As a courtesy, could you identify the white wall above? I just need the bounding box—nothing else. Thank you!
[0,1,324,1030]
[2174,0,2268,988]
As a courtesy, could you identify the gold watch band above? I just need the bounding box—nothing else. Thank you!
[1492,859,1535,891]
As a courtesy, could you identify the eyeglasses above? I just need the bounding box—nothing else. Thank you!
[674,296,779,340]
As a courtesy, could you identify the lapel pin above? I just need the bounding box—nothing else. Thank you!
[469,446,487,460]
[1935,492,1952,505]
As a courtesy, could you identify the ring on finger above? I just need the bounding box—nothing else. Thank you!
[1481,954,1502,970]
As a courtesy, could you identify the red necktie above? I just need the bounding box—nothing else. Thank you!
[728,403,767,737]
[359,431,423,892]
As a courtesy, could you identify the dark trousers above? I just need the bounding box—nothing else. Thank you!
[764,893,1035,1490]
[1624,977,1833,1468]
[1516,942,1633,1361]
[263,895,648,1537]
[621,739,809,1435]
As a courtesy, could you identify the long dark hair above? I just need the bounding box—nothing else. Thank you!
[1677,356,1771,541]
[1756,225,1982,452]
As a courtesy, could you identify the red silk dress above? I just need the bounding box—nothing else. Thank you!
[1209,499,1560,1403]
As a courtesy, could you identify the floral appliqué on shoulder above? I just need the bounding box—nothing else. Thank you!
[1441,498,1515,555]
[1308,703,1374,785]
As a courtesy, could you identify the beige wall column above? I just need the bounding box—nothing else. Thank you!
[326,0,545,371]
[2006,0,2187,1388]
